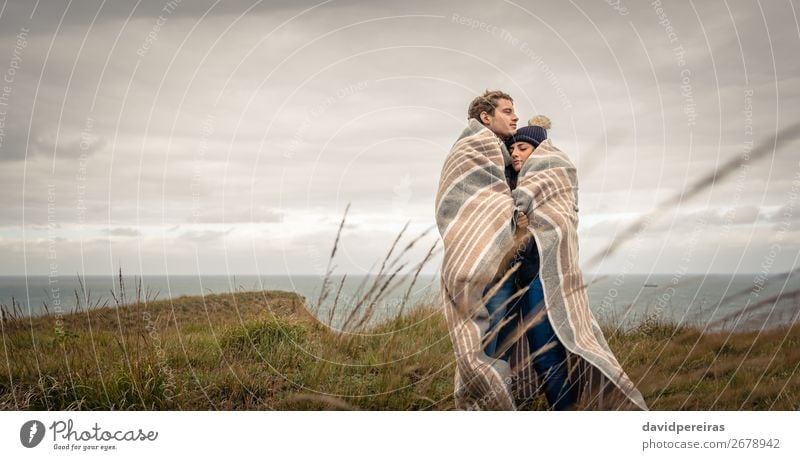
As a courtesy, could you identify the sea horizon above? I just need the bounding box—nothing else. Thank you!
[2,272,797,333]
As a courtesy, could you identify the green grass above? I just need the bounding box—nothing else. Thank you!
[1,291,798,410]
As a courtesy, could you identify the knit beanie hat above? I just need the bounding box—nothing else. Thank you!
[505,115,551,149]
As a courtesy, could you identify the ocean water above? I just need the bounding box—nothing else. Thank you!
[1,273,797,332]
[0,274,441,329]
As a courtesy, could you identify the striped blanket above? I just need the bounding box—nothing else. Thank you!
[435,119,648,410]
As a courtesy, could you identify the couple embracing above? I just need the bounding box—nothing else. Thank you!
[435,90,648,411]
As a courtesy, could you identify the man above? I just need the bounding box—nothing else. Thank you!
[434,89,526,409]
[466,90,518,140]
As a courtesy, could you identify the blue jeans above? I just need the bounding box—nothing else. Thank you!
[483,275,578,410]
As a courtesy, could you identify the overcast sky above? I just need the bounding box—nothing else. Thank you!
[0,0,798,277]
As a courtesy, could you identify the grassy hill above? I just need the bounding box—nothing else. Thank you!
[1,289,798,410]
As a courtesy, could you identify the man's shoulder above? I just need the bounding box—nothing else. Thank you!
[450,120,499,151]
[445,119,512,170]
[456,118,491,141]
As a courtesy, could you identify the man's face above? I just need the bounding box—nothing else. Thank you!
[481,98,518,138]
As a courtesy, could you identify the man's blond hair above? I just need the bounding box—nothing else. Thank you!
[467,90,513,122]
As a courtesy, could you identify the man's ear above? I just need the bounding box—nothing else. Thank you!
[480,111,490,125]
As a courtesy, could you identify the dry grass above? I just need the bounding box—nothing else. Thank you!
[609,314,800,410]
[2,282,798,410]
[0,282,456,410]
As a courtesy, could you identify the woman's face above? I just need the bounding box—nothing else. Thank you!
[510,141,535,172]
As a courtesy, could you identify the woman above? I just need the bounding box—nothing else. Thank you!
[482,117,578,410]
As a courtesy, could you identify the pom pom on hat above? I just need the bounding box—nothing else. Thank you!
[528,115,551,130]
[505,115,550,149]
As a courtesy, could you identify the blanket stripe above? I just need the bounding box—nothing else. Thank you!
[435,119,648,410]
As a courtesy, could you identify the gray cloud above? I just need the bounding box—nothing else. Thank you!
[1,0,798,275]
[103,227,141,237]
[189,207,284,224]
[178,228,233,242]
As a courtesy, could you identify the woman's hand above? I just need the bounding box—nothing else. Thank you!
[514,211,531,247]
[494,211,531,281]
[516,211,529,232]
